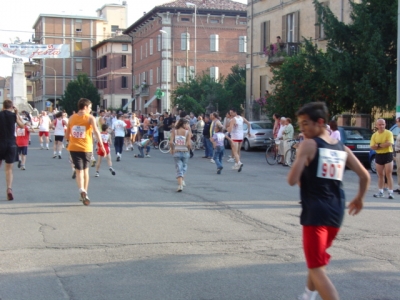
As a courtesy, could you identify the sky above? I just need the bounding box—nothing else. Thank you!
[0,0,247,77]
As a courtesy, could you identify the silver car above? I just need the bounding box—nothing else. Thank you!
[243,121,273,151]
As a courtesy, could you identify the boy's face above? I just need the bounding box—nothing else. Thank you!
[297,115,323,139]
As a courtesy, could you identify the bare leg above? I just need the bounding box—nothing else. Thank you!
[231,142,240,164]
[376,164,385,189]
[21,155,26,166]
[5,163,13,189]
[177,177,183,185]
[106,155,113,167]
[96,156,103,172]
[308,267,339,300]
[384,162,394,190]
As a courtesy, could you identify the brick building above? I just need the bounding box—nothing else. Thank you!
[92,34,132,111]
[123,0,247,114]
[30,2,128,111]
[246,0,355,119]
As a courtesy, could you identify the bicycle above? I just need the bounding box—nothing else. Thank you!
[191,130,203,150]
[265,138,282,165]
[284,139,299,167]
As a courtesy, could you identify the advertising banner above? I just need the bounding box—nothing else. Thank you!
[0,43,70,59]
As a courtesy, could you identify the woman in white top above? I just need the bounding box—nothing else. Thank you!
[170,118,192,192]
[329,120,341,141]
[130,112,140,147]
[52,112,67,159]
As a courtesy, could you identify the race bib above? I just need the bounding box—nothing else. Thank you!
[175,136,186,146]
[317,148,347,181]
[71,125,86,139]
[16,128,25,136]
[101,133,109,143]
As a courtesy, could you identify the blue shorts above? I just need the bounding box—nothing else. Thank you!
[18,146,28,156]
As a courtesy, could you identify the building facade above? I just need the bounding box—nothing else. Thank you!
[31,2,128,111]
[123,0,247,114]
[246,0,355,119]
[92,34,132,111]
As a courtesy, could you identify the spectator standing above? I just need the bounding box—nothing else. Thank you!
[273,113,281,138]
[281,118,294,165]
[202,114,212,159]
[329,120,341,141]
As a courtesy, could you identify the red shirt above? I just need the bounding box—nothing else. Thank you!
[16,126,30,147]
[123,119,132,129]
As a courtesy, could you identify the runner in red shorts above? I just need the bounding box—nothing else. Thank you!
[95,124,115,177]
[287,102,370,300]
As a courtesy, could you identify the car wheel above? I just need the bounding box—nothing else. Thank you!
[243,139,251,151]
[370,155,376,173]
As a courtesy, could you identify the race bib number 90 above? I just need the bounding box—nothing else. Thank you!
[317,148,347,181]
[71,126,86,139]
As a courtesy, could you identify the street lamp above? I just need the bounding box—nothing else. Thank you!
[160,30,169,111]
[32,62,57,111]
[186,2,197,77]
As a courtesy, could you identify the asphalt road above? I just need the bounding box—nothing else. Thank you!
[0,134,399,300]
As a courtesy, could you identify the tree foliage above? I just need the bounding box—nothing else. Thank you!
[60,74,100,115]
[267,0,397,120]
[172,65,246,116]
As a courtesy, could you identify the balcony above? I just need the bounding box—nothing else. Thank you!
[32,34,40,42]
[266,42,301,67]
[135,85,149,96]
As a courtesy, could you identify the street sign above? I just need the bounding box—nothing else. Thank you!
[46,101,52,107]
[155,89,164,99]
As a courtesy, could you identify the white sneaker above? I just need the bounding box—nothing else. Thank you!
[145,154,151,158]
[232,164,240,170]
[227,157,235,163]
[210,159,215,164]
[126,147,129,151]
[182,180,186,187]
[177,185,183,192]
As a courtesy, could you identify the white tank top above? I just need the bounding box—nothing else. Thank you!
[54,118,65,136]
[231,116,244,140]
[39,116,50,131]
[174,129,188,151]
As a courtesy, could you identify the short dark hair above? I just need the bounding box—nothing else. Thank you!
[3,99,13,109]
[273,113,281,119]
[100,109,105,113]
[329,120,338,131]
[179,111,187,118]
[56,112,63,118]
[77,98,92,110]
[296,102,329,123]
[230,108,237,113]
[101,124,108,131]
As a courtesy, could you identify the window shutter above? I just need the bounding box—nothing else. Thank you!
[294,11,300,42]
[150,39,153,55]
[150,69,153,85]
[157,35,161,51]
[210,35,215,51]
[266,21,270,50]
[215,34,219,51]
[239,36,247,53]
[315,7,320,39]
[210,66,219,80]
[189,66,195,79]
[181,33,186,50]
[186,33,190,51]
[282,15,287,43]
[260,23,265,52]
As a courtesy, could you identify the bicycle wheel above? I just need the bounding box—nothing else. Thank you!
[266,145,278,165]
[159,140,170,153]
[285,148,296,167]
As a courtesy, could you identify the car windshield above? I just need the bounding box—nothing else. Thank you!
[344,128,372,140]
[251,123,272,130]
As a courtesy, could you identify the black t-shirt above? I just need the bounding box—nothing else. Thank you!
[163,117,172,131]
[0,110,17,144]
[203,121,211,138]
[300,137,346,228]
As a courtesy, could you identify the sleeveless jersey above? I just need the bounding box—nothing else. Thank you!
[67,113,93,152]
[174,129,189,151]
[54,118,65,136]
[98,132,110,151]
[231,116,244,140]
[300,137,348,228]
[39,115,50,131]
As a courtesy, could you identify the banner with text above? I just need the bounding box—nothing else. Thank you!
[0,43,70,59]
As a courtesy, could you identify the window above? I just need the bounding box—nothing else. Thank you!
[210,34,219,52]
[121,76,128,88]
[121,55,127,67]
[239,36,247,53]
[149,69,153,85]
[181,17,190,22]
[98,76,107,89]
[102,99,107,109]
[99,56,107,69]
[122,44,128,51]
[282,11,299,42]
[150,39,153,55]
[134,49,136,63]
[315,3,328,40]
[140,45,143,60]
[189,66,195,79]
[121,98,128,107]
[111,25,119,32]
[157,67,160,83]
[210,19,219,24]
[181,33,190,51]
[75,40,82,51]
[75,59,83,70]
[27,86,32,94]
[260,21,270,52]
[177,66,187,83]
[157,35,161,51]
[210,66,219,81]
[145,43,148,57]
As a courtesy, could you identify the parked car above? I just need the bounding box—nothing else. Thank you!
[224,121,273,151]
[338,126,372,165]
[369,124,397,173]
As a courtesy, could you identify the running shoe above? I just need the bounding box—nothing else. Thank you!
[109,167,116,176]
[91,160,96,167]
[29,141,31,145]
[177,185,183,192]
[388,193,394,199]
[182,180,186,187]
[58,155,62,159]
[238,163,244,172]
[217,167,223,174]
[17,160,21,168]
[126,147,129,151]
[227,157,235,163]
[116,156,120,162]
[145,154,151,158]
[53,154,57,158]
[210,159,215,164]
[384,187,389,193]
[46,147,49,150]
[95,172,99,177]
[21,166,26,170]
[72,170,76,179]
[79,190,90,206]
[7,188,13,201]
[232,164,240,170]
[373,192,384,198]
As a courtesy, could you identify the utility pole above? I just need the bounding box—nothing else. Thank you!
[397,0,400,118]
[186,27,189,82]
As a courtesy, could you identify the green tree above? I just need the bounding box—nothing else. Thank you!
[60,74,100,115]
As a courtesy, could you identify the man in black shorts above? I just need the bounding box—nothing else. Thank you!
[370,119,395,199]
[0,100,25,200]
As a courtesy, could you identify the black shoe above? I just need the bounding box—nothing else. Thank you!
[72,171,76,179]
[393,188,400,193]
[190,150,194,158]
[17,160,21,168]
[29,141,31,145]
[116,156,120,162]
[202,156,208,158]
[49,138,52,142]
[58,155,62,159]
[238,163,243,172]
[217,167,223,175]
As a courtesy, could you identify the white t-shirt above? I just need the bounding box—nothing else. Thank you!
[330,130,341,141]
[231,116,244,140]
[39,115,50,132]
[112,120,126,137]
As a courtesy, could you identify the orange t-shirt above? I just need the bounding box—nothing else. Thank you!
[67,113,93,152]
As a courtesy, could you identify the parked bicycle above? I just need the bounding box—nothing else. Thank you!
[191,130,203,150]
[265,138,282,165]
[284,139,299,167]
[159,131,172,153]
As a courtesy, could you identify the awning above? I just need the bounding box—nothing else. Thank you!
[123,98,135,110]
[144,95,157,108]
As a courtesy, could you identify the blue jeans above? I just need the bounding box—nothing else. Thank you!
[174,151,189,178]
[204,138,213,158]
[114,136,124,155]
[213,146,224,169]
[138,145,150,157]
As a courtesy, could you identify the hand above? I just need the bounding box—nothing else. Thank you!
[348,198,363,216]
[13,106,18,114]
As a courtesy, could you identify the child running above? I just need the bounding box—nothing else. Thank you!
[95,124,116,177]
[16,119,35,170]
[211,124,226,174]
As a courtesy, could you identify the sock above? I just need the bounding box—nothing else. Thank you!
[301,287,318,300]
[46,143,49,148]
[40,143,43,147]
[54,151,57,155]
[379,189,384,193]
[389,190,393,194]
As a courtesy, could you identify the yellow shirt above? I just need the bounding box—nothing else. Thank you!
[370,129,394,154]
[67,113,93,153]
